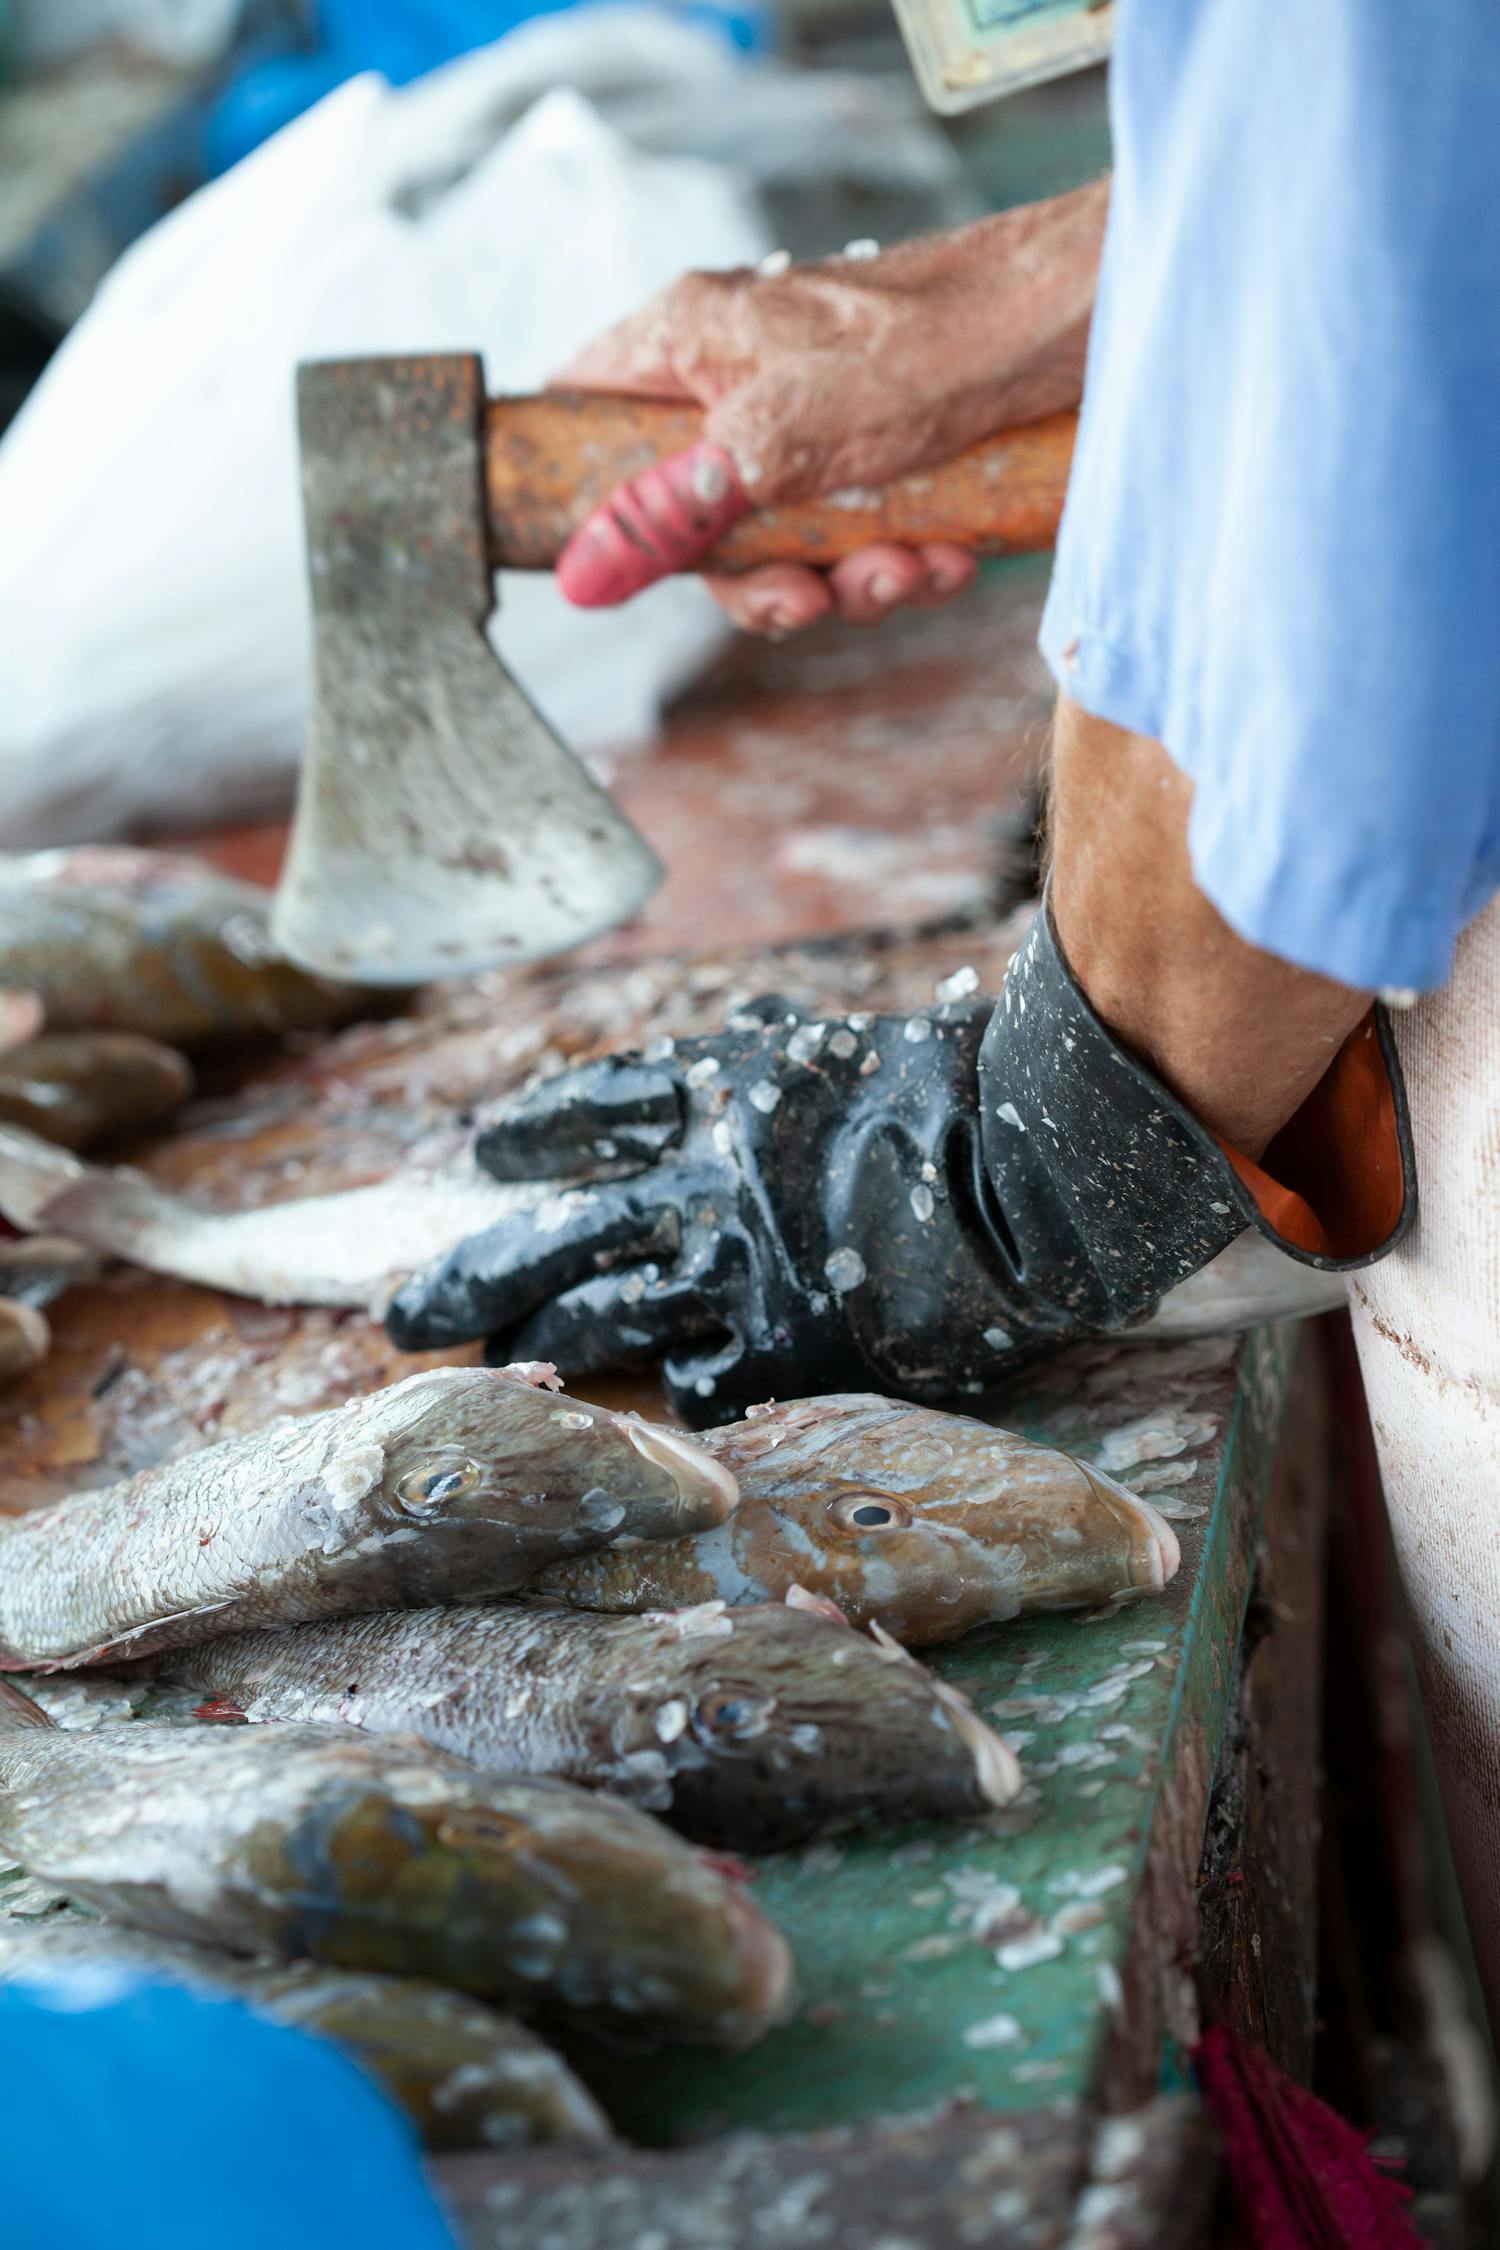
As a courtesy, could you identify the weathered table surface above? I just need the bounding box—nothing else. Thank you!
[0,563,1310,2243]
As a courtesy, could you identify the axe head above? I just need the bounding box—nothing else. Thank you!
[271,354,662,985]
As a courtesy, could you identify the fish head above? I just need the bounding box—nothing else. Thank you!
[587,1604,1021,1848]
[362,1766,793,2048]
[343,1369,736,1586]
[701,1396,1178,1645]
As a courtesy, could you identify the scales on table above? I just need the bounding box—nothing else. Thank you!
[893,0,1113,113]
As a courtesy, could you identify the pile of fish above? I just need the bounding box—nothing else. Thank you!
[0,869,1197,2153]
[0,846,385,1388]
[0,1357,1179,2150]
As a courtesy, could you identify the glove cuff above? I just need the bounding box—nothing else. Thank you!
[977,897,1416,1333]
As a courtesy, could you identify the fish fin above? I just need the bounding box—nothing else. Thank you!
[52,1599,244,1671]
[700,1851,753,1886]
[0,1679,55,1730]
[192,1698,249,1726]
[498,1360,564,1391]
[784,1583,850,1628]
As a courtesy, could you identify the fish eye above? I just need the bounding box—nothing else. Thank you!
[394,1455,483,1513]
[826,1491,912,1535]
[437,1809,528,1856]
[692,1691,777,1743]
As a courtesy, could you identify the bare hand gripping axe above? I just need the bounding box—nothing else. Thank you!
[272,353,1075,985]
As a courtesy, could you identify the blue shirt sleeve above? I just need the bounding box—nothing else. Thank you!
[0,1977,459,2250]
[1041,0,1500,992]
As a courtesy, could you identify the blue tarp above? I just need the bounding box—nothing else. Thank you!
[208,0,767,171]
[0,1977,458,2250]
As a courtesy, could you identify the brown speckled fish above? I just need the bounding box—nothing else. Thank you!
[0,1683,791,2047]
[130,1599,1020,1847]
[535,1394,1179,1648]
[0,1366,736,1670]
[0,1919,610,2150]
[0,848,375,1047]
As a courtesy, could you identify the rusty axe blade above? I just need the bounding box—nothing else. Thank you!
[271,355,662,986]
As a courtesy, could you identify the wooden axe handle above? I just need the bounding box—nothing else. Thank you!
[482,391,1075,573]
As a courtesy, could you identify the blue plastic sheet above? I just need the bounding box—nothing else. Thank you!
[0,1977,459,2250]
[207,0,768,171]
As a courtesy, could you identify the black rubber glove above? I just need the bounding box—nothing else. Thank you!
[387,902,1415,1427]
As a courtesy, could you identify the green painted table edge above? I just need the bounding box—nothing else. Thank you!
[571,1323,1294,2144]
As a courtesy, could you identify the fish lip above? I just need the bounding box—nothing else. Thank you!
[625,1422,739,1528]
[720,1891,796,2040]
[867,1622,1023,1808]
[1078,1461,1181,1588]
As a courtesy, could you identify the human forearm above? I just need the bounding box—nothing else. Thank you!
[1048,697,1373,1159]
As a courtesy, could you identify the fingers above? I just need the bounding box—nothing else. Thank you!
[506,1270,725,1383]
[705,545,976,636]
[702,565,833,636]
[385,1187,680,1351]
[908,544,979,608]
[826,544,929,626]
[476,1059,683,1184]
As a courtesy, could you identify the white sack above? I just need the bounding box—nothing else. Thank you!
[0,43,770,845]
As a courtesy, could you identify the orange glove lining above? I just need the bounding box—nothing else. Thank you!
[1218,1012,1405,1261]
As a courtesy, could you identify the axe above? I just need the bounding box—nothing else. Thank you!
[271,353,1074,985]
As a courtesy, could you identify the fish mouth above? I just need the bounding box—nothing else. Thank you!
[719,1892,796,2043]
[867,1622,1023,1809]
[626,1422,739,1528]
[1079,1462,1181,1588]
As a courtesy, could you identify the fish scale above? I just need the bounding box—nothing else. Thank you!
[0,1367,735,1670]
[536,1393,1180,1649]
[125,1599,1020,1848]
[0,1696,792,2046]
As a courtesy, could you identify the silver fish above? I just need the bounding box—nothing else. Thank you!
[0,1122,542,1313]
[0,1685,791,2047]
[0,1919,611,2150]
[130,1599,1020,1846]
[0,1122,1343,1330]
[0,1365,736,1669]
[536,1394,1180,1648]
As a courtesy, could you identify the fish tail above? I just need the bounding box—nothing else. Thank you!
[0,1123,90,1228]
[0,1123,186,1258]
[0,1680,55,1730]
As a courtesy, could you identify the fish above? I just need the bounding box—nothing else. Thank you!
[0,1365,737,1670]
[534,1394,1180,1649]
[0,1122,547,1313]
[0,1033,193,1151]
[0,847,375,1048]
[0,1919,611,2150]
[128,1599,1021,1848]
[0,1682,791,2047]
[0,1111,1349,1332]
[0,1120,1345,1334]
